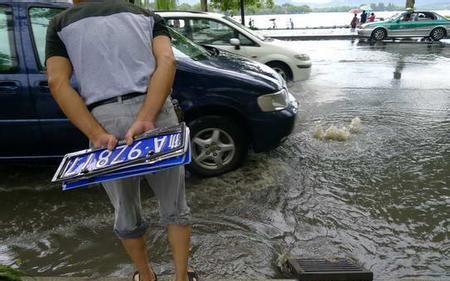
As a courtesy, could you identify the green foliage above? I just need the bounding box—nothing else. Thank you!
[259,4,311,15]
[155,0,177,10]
[313,3,402,12]
[176,3,202,11]
[210,0,274,12]
[0,265,22,281]
[406,0,415,9]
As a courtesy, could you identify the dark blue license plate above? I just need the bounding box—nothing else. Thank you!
[52,123,189,189]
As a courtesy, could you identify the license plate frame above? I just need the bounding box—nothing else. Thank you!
[52,123,190,188]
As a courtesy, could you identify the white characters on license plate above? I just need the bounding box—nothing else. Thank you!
[52,123,190,190]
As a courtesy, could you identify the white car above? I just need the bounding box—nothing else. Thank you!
[158,11,312,82]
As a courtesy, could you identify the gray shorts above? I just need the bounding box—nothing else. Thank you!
[91,95,191,239]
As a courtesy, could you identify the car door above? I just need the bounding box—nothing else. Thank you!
[415,12,439,37]
[24,4,87,157]
[0,3,42,158]
[392,13,418,37]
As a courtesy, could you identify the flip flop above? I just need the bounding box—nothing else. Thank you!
[132,271,158,281]
[187,270,199,281]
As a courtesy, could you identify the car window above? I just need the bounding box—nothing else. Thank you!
[29,7,64,69]
[189,18,255,46]
[169,27,210,60]
[421,12,437,20]
[189,18,235,45]
[399,12,413,22]
[222,15,265,42]
[167,18,187,34]
[0,5,18,73]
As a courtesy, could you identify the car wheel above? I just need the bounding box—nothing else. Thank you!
[371,28,387,41]
[430,27,446,41]
[187,116,247,177]
[267,61,293,82]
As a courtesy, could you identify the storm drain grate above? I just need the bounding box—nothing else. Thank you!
[287,257,373,281]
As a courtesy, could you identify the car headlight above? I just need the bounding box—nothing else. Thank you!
[294,54,310,61]
[257,89,289,112]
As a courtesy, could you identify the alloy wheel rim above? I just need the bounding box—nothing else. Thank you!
[375,30,385,40]
[192,128,235,170]
[433,29,444,40]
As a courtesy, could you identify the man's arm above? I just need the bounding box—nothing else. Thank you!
[46,56,118,149]
[124,35,176,144]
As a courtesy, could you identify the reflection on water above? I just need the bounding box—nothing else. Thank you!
[0,41,449,280]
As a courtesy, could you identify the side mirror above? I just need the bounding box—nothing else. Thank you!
[229,38,241,50]
[396,19,401,23]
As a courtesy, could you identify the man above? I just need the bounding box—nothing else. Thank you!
[360,10,367,24]
[45,1,196,281]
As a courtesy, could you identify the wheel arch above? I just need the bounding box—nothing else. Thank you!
[430,26,448,39]
[183,105,250,143]
[371,27,388,38]
[266,60,294,81]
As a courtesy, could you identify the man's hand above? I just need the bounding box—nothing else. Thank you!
[125,120,155,145]
[91,133,118,150]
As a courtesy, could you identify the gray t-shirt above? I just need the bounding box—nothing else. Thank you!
[45,0,170,105]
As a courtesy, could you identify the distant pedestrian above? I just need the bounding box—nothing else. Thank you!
[368,13,375,22]
[289,18,294,29]
[270,18,277,29]
[360,10,367,24]
[350,13,359,31]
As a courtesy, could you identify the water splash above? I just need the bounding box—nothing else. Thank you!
[313,117,362,141]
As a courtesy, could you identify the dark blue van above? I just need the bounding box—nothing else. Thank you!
[0,0,298,176]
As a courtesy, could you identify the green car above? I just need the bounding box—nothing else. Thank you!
[358,10,450,41]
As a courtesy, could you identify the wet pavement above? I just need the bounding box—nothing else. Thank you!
[1,40,449,281]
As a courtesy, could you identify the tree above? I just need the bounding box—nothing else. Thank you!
[201,0,208,11]
[406,0,415,9]
[210,0,274,11]
[155,0,176,10]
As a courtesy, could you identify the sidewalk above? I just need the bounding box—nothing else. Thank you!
[257,28,357,40]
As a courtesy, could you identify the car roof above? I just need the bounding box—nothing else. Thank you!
[156,11,227,19]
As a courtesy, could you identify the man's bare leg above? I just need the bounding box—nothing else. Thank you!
[121,237,156,281]
[168,224,191,281]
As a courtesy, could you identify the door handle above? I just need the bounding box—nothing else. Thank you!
[0,81,19,94]
[38,81,49,91]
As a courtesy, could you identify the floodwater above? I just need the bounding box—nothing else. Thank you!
[1,40,449,280]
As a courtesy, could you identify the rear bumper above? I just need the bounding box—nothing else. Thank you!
[249,94,298,152]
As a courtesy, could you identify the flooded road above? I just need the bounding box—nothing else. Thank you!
[1,40,449,280]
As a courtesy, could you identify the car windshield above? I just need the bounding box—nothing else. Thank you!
[169,28,210,60]
[386,13,400,20]
[222,15,267,41]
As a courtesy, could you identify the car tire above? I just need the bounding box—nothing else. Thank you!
[430,27,446,41]
[267,61,293,82]
[371,28,387,41]
[187,116,247,177]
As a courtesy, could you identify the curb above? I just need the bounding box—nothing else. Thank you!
[22,277,450,281]
[23,278,296,281]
